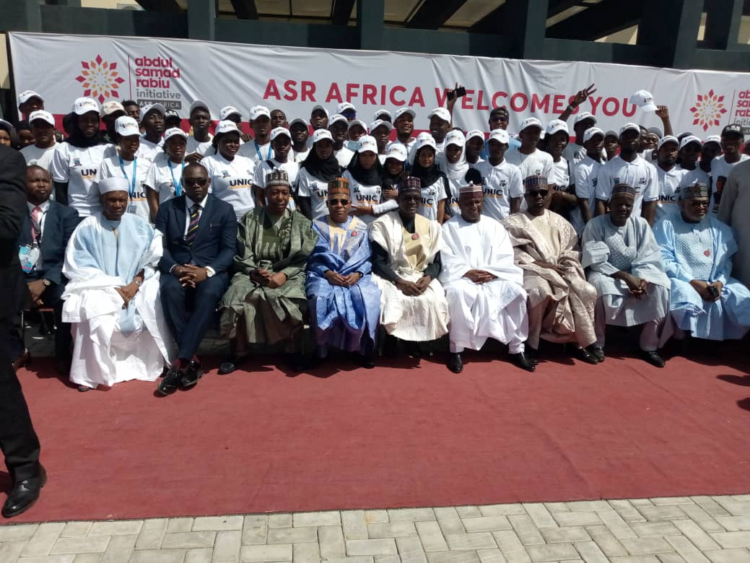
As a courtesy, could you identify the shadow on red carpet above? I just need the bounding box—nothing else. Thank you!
[3,340,750,524]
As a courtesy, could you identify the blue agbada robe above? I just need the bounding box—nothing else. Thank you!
[306,216,381,353]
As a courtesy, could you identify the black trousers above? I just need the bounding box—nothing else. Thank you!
[160,272,228,361]
[9,280,70,361]
[0,314,41,482]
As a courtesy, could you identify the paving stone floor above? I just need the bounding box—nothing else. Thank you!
[4,496,750,563]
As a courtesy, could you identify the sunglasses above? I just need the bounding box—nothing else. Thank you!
[184,178,208,187]
[527,190,549,198]
[329,199,350,205]
[688,200,710,208]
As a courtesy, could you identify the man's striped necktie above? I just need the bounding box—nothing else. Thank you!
[186,203,201,245]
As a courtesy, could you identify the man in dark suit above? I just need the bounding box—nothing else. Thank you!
[156,162,237,395]
[10,165,80,374]
[0,145,45,518]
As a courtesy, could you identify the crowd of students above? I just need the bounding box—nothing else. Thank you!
[3,82,750,392]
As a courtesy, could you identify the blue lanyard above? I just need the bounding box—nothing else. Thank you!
[118,156,138,198]
[168,160,185,197]
[255,140,271,161]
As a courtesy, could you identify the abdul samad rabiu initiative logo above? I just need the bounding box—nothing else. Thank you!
[75,55,125,103]
[690,90,727,132]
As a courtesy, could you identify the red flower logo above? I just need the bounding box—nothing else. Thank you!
[690,90,727,132]
[75,55,126,104]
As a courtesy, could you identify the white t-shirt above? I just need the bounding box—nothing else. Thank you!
[94,154,152,221]
[335,147,355,168]
[293,148,310,163]
[710,154,750,215]
[473,159,523,222]
[505,149,555,182]
[574,155,603,234]
[50,143,107,217]
[297,168,331,220]
[549,158,572,192]
[144,154,185,205]
[417,177,448,222]
[239,140,273,163]
[342,170,398,225]
[202,153,257,221]
[138,137,164,161]
[254,159,300,191]
[655,164,687,221]
[595,155,658,217]
[563,142,588,168]
[186,135,214,157]
[678,166,710,190]
[21,143,56,172]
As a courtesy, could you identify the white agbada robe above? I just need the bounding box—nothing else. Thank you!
[62,213,174,389]
[440,215,529,354]
[369,211,449,341]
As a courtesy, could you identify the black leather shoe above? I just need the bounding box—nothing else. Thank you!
[2,465,46,519]
[179,361,204,389]
[359,353,376,369]
[590,346,606,363]
[641,349,666,368]
[574,347,599,365]
[218,355,249,375]
[509,352,536,373]
[284,353,306,372]
[157,367,183,396]
[526,347,540,366]
[447,353,463,374]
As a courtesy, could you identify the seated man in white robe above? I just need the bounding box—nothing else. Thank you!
[370,176,449,355]
[440,182,533,374]
[654,183,750,343]
[62,177,173,391]
[582,183,671,368]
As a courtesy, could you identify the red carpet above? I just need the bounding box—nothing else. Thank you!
[3,341,750,524]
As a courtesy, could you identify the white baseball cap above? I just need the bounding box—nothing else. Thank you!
[604,130,619,138]
[215,120,242,136]
[328,113,348,127]
[414,135,437,152]
[546,119,569,136]
[373,109,392,121]
[629,90,658,112]
[657,135,679,150]
[141,103,166,118]
[488,129,510,144]
[18,90,43,105]
[101,100,125,117]
[115,116,140,137]
[394,108,416,120]
[428,107,451,123]
[348,119,368,132]
[385,143,407,162]
[220,106,242,121]
[312,128,333,144]
[619,122,641,136]
[679,135,702,150]
[704,135,721,146]
[73,97,99,116]
[583,127,604,143]
[189,100,210,116]
[337,102,356,114]
[164,127,188,141]
[270,127,291,141]
[369,119,393,133]
[445,129,466,147]
[519,117,543,132]
[311,104,329,118]
[574,112,597,125]
[357,135,378,153]
[28,110,55,127]
[249,105,271,120]
[289,117,309,129]
[466,130,485,143]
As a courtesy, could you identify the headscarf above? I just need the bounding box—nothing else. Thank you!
[347,153,385,186]
[411,146,446,187]
[437,146,469,183]
[301,140,342,182]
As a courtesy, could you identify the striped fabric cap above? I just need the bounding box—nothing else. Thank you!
[523,175,548,192]
[328,177,351,198]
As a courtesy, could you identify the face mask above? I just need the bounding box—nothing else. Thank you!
[346,140,362,152]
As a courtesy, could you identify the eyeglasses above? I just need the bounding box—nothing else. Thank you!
[688,200,710,208]
[184,178,208,187]
[329,199,350,205]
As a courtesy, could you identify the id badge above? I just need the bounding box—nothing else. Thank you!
[19,245,40,274]
[127,204,137,214]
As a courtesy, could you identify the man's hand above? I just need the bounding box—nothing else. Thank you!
[116,281,140,308]
[342,272,363,287]
[655,105,669,120]
[172,265,191,279]
[690,279,714,301]
[241,133,252,143]
[250,268,272,285]
[396,278,420,296]
[571,84,597,108]
[184,152,204,164]
[464,270,497,284]
[621,273,647,299]
[382,187,397,201]
[534,260,565,275]
[710,281,723,302]
[350,206,373,217]
[27,280,46,306]
[415,275,432,294]
[325,270,346,287]
[266,272,288,289]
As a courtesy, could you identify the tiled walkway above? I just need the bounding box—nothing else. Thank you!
[4,496,750,563]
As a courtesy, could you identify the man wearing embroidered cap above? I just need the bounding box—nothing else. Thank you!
[219,169,318,373]
[654,135,687,221]
[239,105,274,163]
[654,183,750,344]
[370,176,449,349]
[306,178,381,368]
[20,110,57,172]
[582,184,671,368]
[253,126,300,208]
[186,100,213,161]
[595,122,658,225]
[138,103,166,161]
[62,176,173,392]
[18,91,44,121]
[503,175,600,365]
[440,183,534,374]
[145,127,189,221]
[505,117,554,182]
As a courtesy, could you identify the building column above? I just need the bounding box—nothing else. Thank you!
[357,0,384,50]
[188,0,215,41]
[703,0,742,50]
[502,0,548,60]
[637,0,703,69]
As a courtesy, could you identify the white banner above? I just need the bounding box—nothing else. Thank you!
[8,31,750,137]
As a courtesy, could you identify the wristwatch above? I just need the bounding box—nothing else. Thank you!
[42,279,51,287]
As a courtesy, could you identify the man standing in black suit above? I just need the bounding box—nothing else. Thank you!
[10,165,80,374]
[0,145,45,518]
[156,162,237,395]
